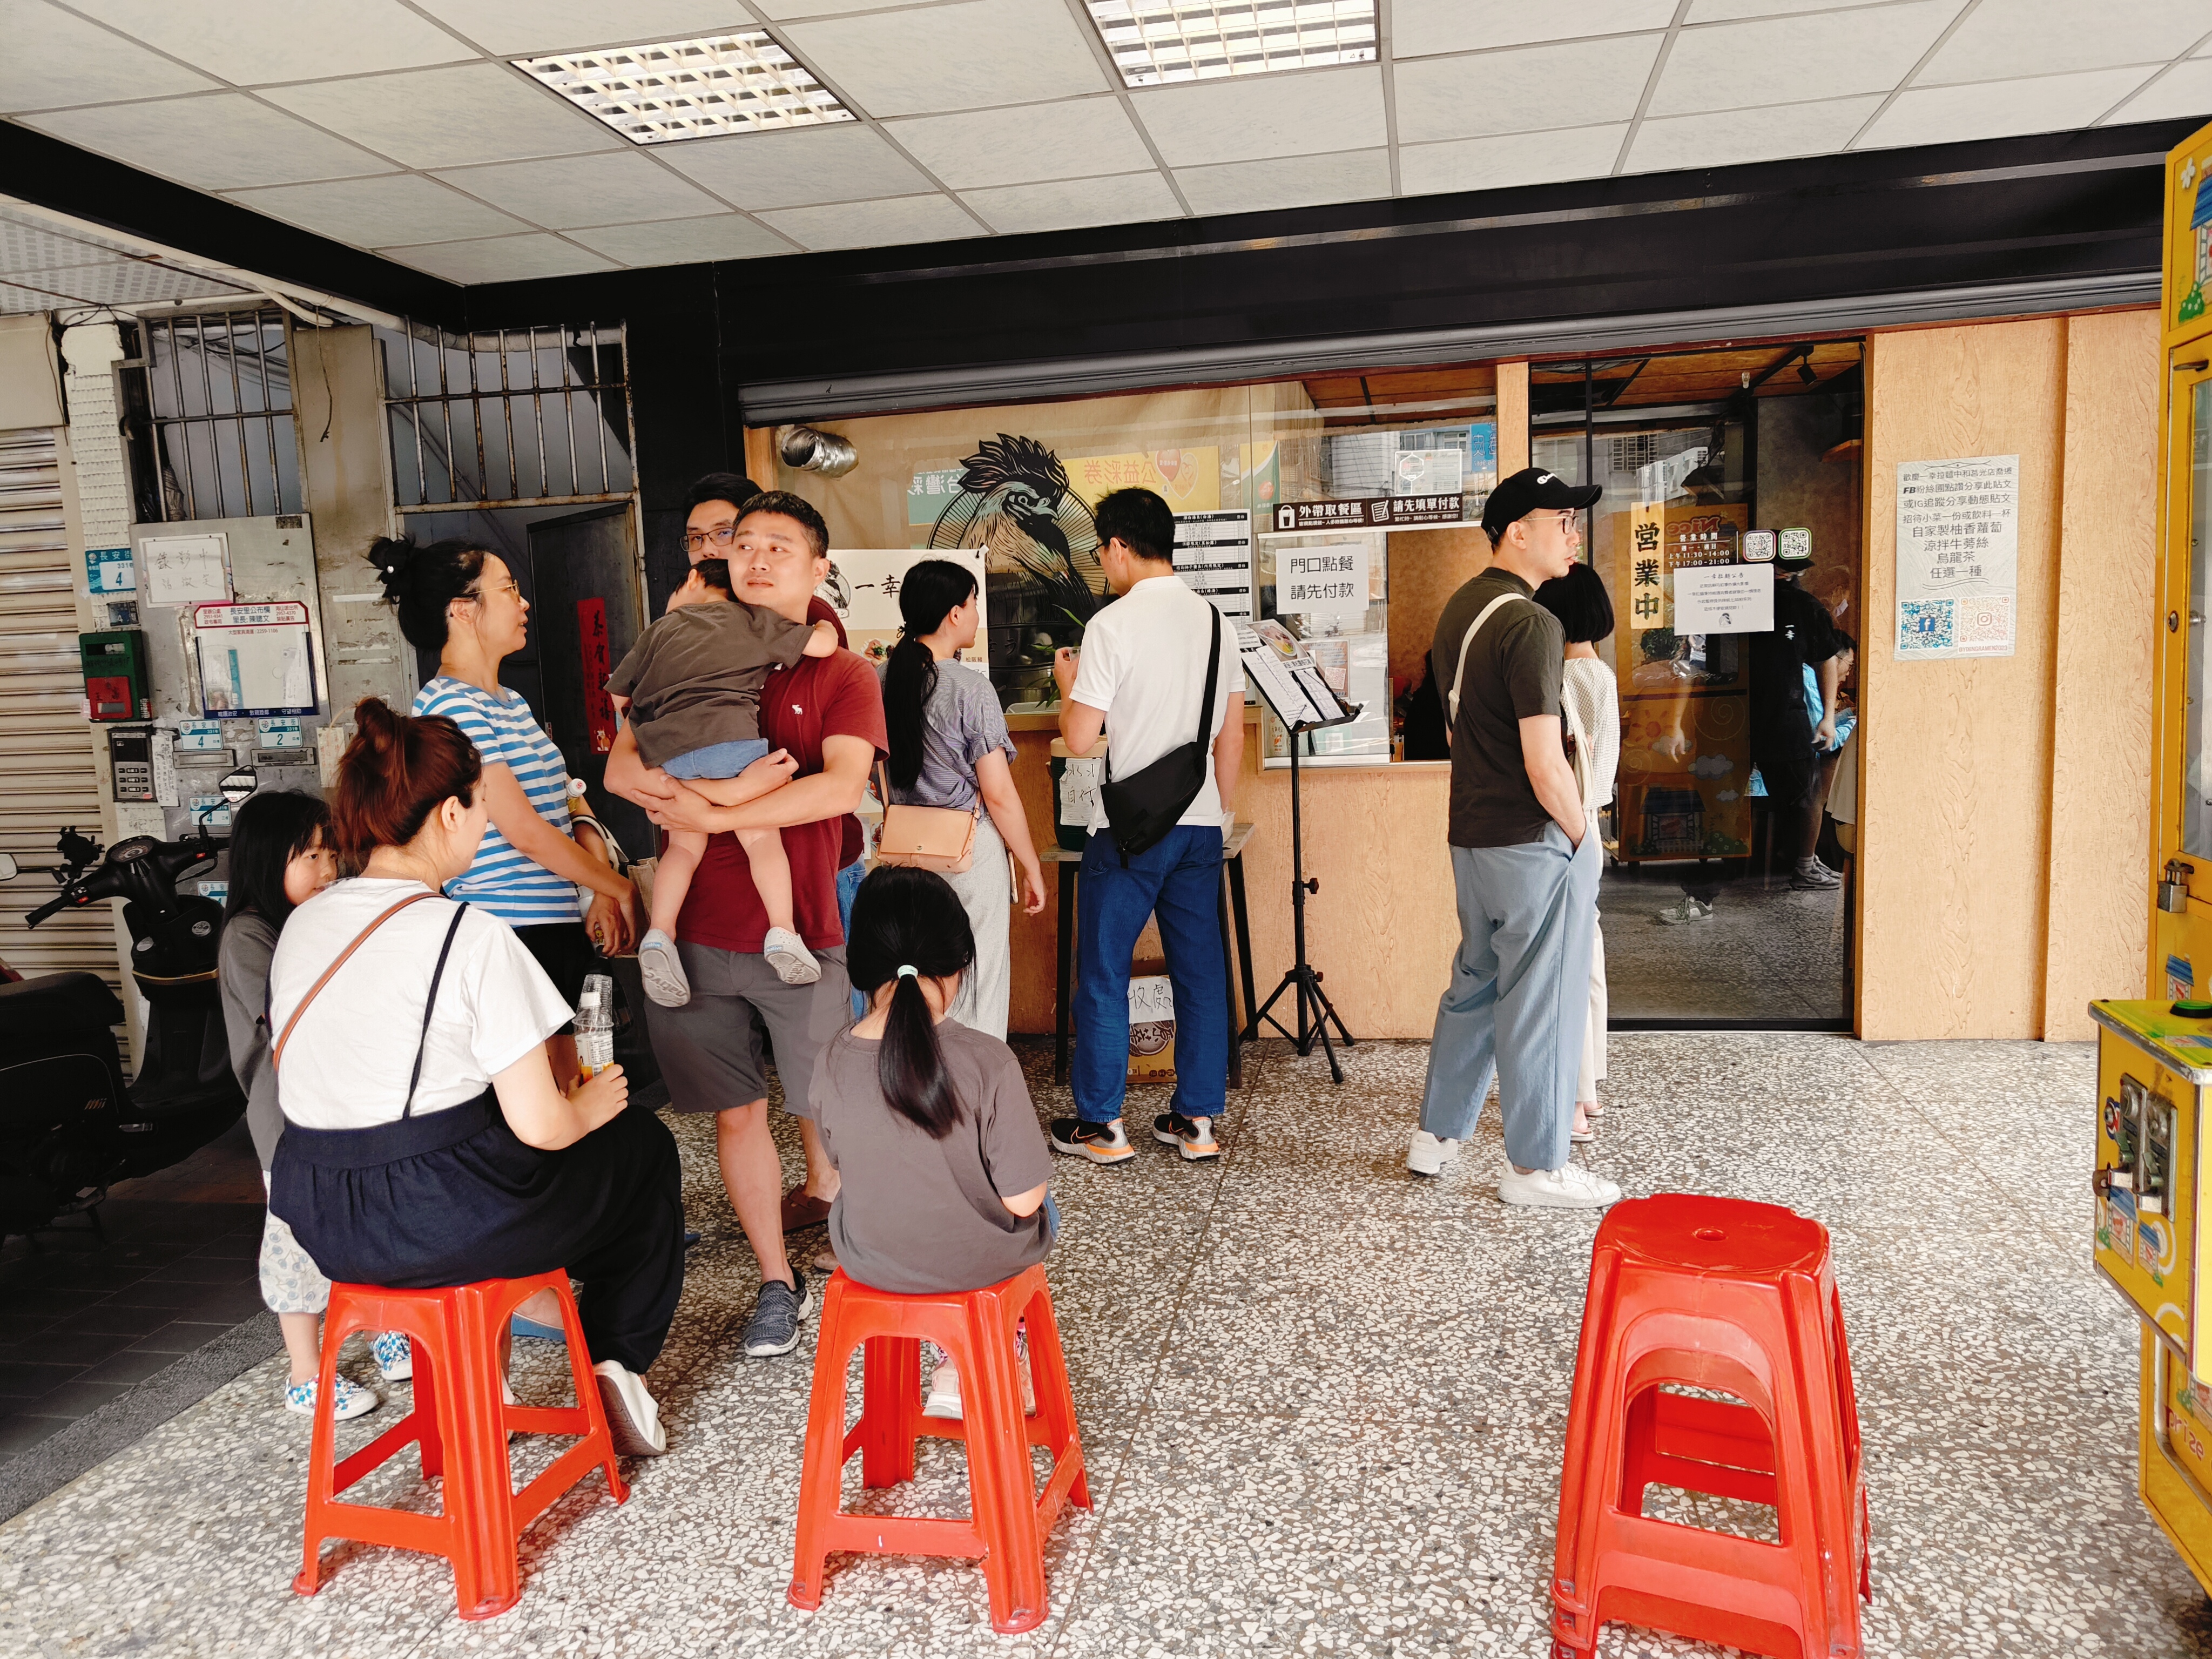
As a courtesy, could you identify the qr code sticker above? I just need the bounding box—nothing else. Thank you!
[1899,598,1953,650]
[1958,596,2012,646]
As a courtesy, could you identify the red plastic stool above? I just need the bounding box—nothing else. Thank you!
[294,1270,629,1620]
[788,1264,1089,1634]
[1551,1195,1871,1659]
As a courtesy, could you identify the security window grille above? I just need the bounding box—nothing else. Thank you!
[385,321,636,511]
[129,308,300,521]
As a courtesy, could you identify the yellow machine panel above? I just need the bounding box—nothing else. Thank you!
[2092,1005,2209,1363]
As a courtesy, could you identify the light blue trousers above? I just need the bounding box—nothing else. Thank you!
[1419,823,1602,1172]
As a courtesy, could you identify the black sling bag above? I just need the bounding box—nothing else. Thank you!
[1099,603,1224,866]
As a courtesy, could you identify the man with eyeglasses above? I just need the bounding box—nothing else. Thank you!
[607,480,886,1359]
[1406,468,1619,1211]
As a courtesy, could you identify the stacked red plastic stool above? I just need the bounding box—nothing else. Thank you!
[788,1263,1089,1634]
[1551,1195,1871,1659]
[294,1270,629,1620]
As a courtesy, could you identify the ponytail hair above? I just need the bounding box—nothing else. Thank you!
[366,534,486,652]
[329,697,482,864]
[846,865,977,1140]
[883,558,980,792]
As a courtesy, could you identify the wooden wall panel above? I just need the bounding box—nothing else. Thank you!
[2042,310,2161,1039]
[1388,525,1489,691]
[1858,320,2066,1039]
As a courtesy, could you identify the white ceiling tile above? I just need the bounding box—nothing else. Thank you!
[1857,66,2163,149]
[224,174,530,247]
[1393,35,1662,144]
[2105,58,2212,125]
[784,0,1105,118]
[568,213,797,263]
[1918,0,2202,85]
[21,93,391,189]
[1131,66,1386,167]
[886,98,1154,189]
[1398,124,1628,198]
[660,122,933,208]
[1174,148,1392,215]
[260,62,622,168]
[1687,0,1911,18]
[1393,0,1677,58]
[76,0,473,84]
[1626,94,1886,174]
[962,170,1181,234]
[758,192,987,251]
[1653,3,1955,118]
[752,0,906,15]
[431,151,726,226]
[377,232,621,282]
[0,1,217,112]
[412,1,764,57]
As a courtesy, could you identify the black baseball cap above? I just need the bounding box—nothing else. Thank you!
[1482,466,1602,538]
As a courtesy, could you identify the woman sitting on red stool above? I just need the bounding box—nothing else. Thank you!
[268,697,683,1456]
[810,865,1057,1418]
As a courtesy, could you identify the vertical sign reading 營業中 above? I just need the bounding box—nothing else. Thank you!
[1894,455,2019,660]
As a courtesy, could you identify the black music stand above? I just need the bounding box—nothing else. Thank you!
[1246,702,1363,1083]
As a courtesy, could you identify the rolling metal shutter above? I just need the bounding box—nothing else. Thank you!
[0,427,113,990]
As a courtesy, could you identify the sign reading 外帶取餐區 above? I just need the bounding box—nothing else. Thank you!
[1893,455,2019,660]
[1271,495,1464,531]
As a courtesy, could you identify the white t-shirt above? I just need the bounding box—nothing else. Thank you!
[1069,575,1245,835]
[269,878,572,1130]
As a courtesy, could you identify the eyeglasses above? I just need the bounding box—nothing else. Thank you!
[461,579,521,602]
[683,523,739,554]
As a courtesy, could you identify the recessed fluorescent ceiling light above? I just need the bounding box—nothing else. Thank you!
[1084,1,1377,86]
[513,32,853,144]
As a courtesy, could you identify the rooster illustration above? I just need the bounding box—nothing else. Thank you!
[928,434,1106,633]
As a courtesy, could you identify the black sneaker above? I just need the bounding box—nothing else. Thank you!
[742,1266,812,1358]
[1050,1116,1135,1164]
[1154,1111,1221,1161]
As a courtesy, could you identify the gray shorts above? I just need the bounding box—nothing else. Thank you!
[644,939,850,1120]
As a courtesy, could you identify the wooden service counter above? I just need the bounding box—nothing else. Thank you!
[1003,707,1458,1041]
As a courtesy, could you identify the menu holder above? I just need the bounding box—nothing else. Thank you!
[1237,619,1362,733]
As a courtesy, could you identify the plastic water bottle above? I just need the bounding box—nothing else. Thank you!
[576,972,616,1081]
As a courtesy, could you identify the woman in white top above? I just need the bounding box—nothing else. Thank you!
[267,698,682,1456]
[1535,563,1620,1142]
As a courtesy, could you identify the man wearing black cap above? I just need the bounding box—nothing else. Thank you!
[1748,539,1843,890]
[1406,468,1619,1209]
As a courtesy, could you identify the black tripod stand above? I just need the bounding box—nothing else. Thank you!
[1247,711,1359,1083]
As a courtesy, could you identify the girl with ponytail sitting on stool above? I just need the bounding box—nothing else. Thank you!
[807,865,1057,1419]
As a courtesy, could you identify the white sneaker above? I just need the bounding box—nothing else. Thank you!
[1498,1162,1622,1210]
[592,1359,668,1456]
[1790,859,1841,892]
[638,929,690,1007]
[285,1375,379,1420]
[1406,1129,1461,1177]
[922,1364,962,1421]
[1655,898,1712,925]
[764,926,821,985]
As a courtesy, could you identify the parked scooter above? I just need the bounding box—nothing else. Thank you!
[0,770,260,1239]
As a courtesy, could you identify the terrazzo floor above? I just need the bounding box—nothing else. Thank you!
[3,1032,2204,1657]
[1600,863,1850,1023]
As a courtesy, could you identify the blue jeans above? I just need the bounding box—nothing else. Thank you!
[662,737,773,779]
[837,854,867,1020]
[1073,825,1228,1123]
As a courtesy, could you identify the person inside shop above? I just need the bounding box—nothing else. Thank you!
[371,534,639,1090]
[219,790,407,1424]
[1747,536,1844,891]
[604,490,887,1362]
[1049,486,1243,1168]
[1535,561,1620,1148]
[605,554,842,1006]
[879,557,1049,1041]
[808,865,1055,1419]
[268,698,684,1458]
[1406,467,1618,1211]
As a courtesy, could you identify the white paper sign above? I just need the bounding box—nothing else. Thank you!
[1172,510,1253,621]
[1672,564,1774,635]
[819,547,988,669]
[1894,455,2019,660]
[1057,755,1103,827]
[1279,541,1369,617]
[140,533,231,608]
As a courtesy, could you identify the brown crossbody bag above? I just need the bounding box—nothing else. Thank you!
[871,759,979,874]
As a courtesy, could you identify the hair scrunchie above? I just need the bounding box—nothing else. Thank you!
[896,965,919,979]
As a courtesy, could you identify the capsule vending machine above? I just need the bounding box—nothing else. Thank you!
[2098,112,2212,1593]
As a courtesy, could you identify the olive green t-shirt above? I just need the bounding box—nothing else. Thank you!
[808,1020,1055,1296]
[1429,567,1564,848]
[604,598,814,768]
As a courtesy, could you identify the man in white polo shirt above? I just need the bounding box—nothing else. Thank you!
[1050,487,1244,1165]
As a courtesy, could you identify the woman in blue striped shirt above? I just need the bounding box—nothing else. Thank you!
[369,535,638,1084]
